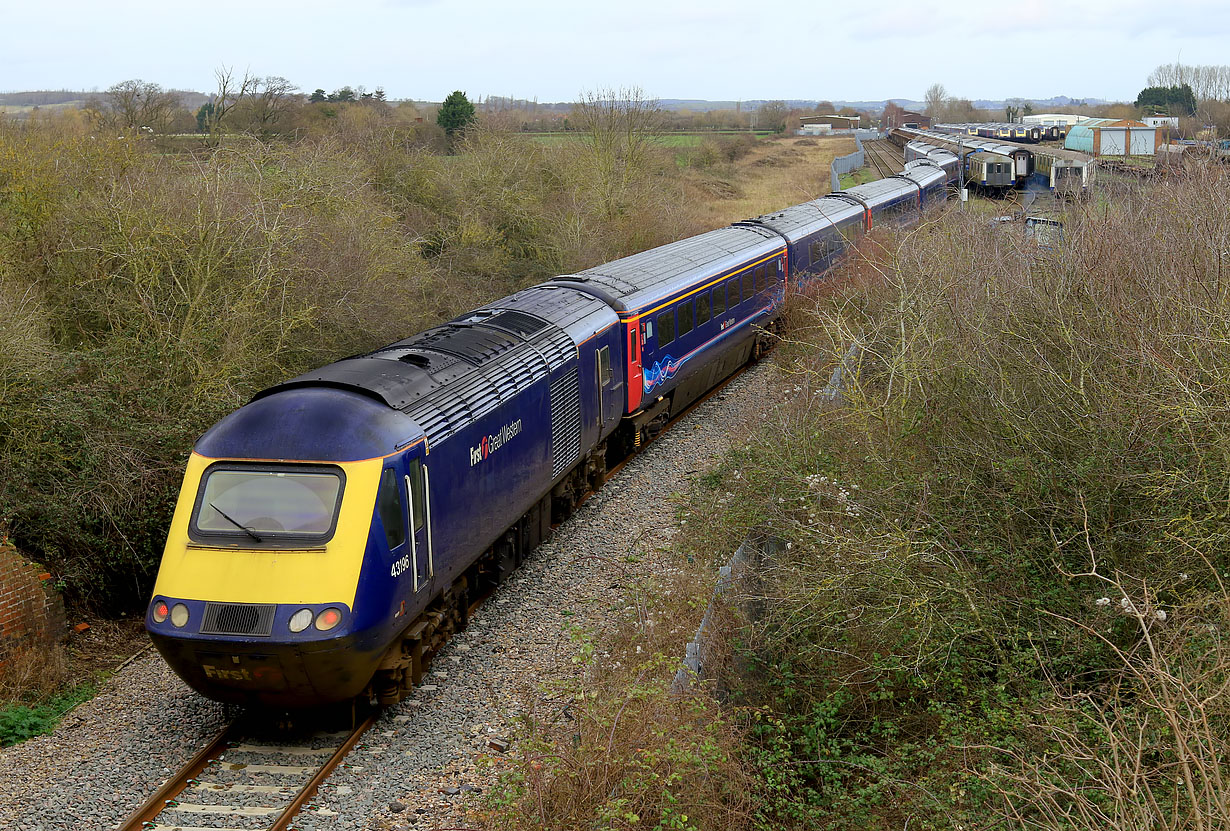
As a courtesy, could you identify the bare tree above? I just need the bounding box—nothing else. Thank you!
[232,76,300,138]
[924,83,948,119]
[573,86,665,219]
[574,87,664,168]
[756,100,789,133]
[101,79,181,133]
[203,66,257,144]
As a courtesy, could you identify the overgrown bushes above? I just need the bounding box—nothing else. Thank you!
[677,165,1230,828]
[0,117,710,612]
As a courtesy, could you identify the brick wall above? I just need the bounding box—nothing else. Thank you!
[0,537,65,655]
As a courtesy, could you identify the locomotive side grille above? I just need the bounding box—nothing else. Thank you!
[200,602,276,636]
[550,368,582,478]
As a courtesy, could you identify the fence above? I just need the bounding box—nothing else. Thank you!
[830,135,865,192]
[828,131,887,191]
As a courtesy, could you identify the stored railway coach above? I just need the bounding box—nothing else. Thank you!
[967,151,1015,189]
[896,128,1036,185]
[1033,151,1090,196]
[904,140,960,185]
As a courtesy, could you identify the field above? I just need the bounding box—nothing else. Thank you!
[526,130,777,147]
[684,135,856,226]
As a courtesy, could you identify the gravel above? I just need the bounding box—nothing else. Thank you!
[0,363,772,831]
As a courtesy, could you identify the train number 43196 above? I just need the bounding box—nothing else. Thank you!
[390,555,411,578]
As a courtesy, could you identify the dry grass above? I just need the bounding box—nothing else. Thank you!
[0,644,68,703]
[688,135,856,227]
[687,160,1230,828]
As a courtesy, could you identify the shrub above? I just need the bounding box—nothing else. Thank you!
[682,163,1230,827]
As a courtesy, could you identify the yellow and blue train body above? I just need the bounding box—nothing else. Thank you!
[149,286,625,707]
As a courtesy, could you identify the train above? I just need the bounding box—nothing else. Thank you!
[933,122,1068,143]
[904,138,1015,192]
[146,145,952,710]
[894,127,1090,197]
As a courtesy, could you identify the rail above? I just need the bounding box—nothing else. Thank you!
[117,711,380,831]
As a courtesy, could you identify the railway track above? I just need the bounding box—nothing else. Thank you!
[118,711,378,831]
[862,139,902,180]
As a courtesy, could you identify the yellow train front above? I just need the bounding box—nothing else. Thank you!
[147,287,627,710]
[146,384,428,708]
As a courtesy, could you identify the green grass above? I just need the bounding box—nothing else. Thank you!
[0,681,99,746]
[838,166,877,188]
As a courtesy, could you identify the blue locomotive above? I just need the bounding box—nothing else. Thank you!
[146,142,949,709]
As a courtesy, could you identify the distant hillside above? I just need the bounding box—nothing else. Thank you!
[0,90,88,106]
[0,88,211,111]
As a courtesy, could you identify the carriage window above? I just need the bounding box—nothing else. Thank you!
[657,310,675,346]
[376,468,406,550]
[678,300,694,336]
[754,266,765,293]
[597,345,612,386]
[767,261,779,285]
[728,277,741,308]
[713,283,726,316]
[741,272,753,301]
[697,291,710,325]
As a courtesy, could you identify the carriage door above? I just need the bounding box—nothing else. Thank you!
[404,458,434,592]
[596,344,614,429]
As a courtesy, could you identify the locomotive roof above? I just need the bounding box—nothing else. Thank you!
[897,164,946,188]
[230,285,615,453]
[551,225,783,316]
[736,199,859,243]
[836,176,918,210]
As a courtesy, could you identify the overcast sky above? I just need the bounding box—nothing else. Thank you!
[5,0,1228,103]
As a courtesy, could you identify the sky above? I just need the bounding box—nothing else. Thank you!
[4,0,1229,104]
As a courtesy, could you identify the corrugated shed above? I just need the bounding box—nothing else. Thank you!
[1064,122,1098,153]
[1066,118,1157,156]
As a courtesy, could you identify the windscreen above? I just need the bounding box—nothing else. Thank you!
[194,467,343,539]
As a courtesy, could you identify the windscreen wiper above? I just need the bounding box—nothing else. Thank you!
[209,502,263,543]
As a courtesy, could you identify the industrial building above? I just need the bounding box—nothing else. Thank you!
[1022,113,1087,127]
[1064,118,1160,156]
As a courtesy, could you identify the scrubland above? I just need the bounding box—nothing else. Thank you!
[0,115,845,612]
[487,165,1230,830]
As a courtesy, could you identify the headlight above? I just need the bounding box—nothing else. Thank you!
[151,600,169,623]
[314,607,343,631]
[170,603,190,628]
[288,608,313,633]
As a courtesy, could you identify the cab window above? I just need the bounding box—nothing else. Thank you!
[377,467,406,549]
[192,464,344,542]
